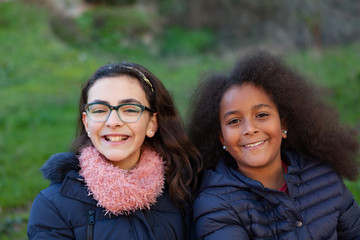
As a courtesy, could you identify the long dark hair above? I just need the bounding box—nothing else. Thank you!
[71,62,202,204]
[188,50,359,180]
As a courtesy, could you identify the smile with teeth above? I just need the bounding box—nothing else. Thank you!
[105,136,129,142]
[243,140,265,148]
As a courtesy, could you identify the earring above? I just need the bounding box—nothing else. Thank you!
[283,130,287,135]
[87,131,90,137]
[223,145,226,150]
[150,130,153,135]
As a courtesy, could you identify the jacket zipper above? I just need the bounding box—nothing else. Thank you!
[87,210,95,240]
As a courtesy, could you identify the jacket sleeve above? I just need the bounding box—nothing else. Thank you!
[193,192,250,240]
[337,182,360,240]
[27,192,74,239]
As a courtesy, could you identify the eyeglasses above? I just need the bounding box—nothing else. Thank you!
[84,103,155,123]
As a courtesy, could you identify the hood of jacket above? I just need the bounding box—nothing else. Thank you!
[41,152,80,184]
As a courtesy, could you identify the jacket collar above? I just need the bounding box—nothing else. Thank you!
[60,170,98,206]
[41,152,97,205]
[200,151,308,196]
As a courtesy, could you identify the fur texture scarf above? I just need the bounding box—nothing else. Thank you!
[79,146,165,216]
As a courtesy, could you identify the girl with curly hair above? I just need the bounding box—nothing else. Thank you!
[28,62,202,239]
[188,50,360,239]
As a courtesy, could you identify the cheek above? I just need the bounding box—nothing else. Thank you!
[139,121,151,134]
[87,121,103,135]
[221,127,235,145]
[129,119,150,135]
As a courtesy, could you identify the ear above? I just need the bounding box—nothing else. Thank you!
[146,113,158,138]
[281,119,288,139]
[219,131,225,146]
[82,112,89,133]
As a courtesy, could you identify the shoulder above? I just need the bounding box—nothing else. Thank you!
[286,151,350,204]
[29,170,98,235]
[286,151,339,179]
[291,152,342,179]
[194,188,233,218]
[193,173,251,240]
[33,163,97,219]
[194,160,254,220]
[36,170,94,208]
[149,186,180,213]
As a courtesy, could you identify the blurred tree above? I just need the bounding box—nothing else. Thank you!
[83,0,136,5]
[161,0,360,50]
[58,0,360,51]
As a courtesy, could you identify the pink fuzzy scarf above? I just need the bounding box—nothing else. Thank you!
[78,146,165,216]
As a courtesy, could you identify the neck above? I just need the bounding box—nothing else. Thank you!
[240,161,285,190]
[108,154,140,170]
[107,149,141,170]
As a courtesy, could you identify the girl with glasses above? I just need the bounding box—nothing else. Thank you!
[188,51,360,239]
[28,62,202,239]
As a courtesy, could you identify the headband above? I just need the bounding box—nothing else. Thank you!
[122,65,154,93]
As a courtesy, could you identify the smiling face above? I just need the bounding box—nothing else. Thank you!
[219,83,287,177]
[82,75,157,169]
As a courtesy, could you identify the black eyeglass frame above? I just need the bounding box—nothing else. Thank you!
[84,102,155,123]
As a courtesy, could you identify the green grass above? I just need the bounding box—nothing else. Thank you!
[0,1,359,239]
[0,1,101,209]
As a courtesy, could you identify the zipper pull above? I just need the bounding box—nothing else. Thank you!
[87,210,95,240]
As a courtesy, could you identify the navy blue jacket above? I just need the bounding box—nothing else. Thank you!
[194,151,360,240]
[27,152,190,240]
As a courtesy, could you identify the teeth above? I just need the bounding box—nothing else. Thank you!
[106,136,128,142]
[244,141,264,148]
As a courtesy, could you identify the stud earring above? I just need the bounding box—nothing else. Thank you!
[87,131,90,137]
[283,130,287,135]
[150,130,153,135]
[223,145,226,150]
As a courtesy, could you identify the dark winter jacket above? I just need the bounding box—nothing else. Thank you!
[194,151,360,240]
[27,152,191,240]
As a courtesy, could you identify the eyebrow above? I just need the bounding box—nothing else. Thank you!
[254,103,272,109]
[222,103,273,118]
[88,98,143,105]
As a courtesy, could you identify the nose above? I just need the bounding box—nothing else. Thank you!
[106,109,124,127]
[242,119,258,135]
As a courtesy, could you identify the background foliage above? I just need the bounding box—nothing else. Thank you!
[0,0,359,239]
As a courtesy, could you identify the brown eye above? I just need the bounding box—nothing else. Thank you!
[227,118,241,125]
[257,113,269,118]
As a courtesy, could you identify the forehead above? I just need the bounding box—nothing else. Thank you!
[87,75,148,104]
[220,83,276,112]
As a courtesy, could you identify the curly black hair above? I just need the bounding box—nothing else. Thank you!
[187,50,359,181]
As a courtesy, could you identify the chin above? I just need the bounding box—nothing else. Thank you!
[99,151,123,161]
[106,155,126,162]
